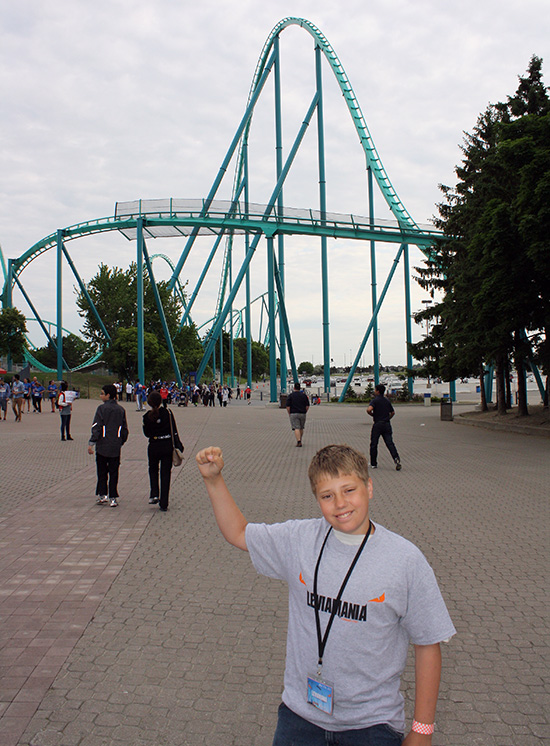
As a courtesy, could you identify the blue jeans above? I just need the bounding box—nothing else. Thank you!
[272,703,403,745]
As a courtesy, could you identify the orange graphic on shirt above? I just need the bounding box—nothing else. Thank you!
[368,593,385,603]
[299,573,306,585]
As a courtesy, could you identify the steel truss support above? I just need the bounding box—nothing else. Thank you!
[339,244,406,401]
[56,231,63,380]
[196,89,321,383]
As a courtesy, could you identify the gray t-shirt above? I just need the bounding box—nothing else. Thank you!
[246,518,456,732]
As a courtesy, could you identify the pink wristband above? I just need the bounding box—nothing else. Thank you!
[412,720,435,735]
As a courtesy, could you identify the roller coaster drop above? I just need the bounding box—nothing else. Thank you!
[1,17,447,403]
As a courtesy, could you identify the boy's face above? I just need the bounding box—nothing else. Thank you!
[314,471,373,535]
[100,391,110,401]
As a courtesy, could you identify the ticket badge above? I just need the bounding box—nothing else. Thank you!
[307,674,334,714]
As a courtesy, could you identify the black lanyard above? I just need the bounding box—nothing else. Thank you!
[313,521,373,674]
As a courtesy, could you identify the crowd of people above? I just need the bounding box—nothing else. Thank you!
[114,379,255,409]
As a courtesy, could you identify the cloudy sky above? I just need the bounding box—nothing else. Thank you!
[1,0,548,368]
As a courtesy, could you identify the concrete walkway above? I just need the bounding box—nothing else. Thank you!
[0,399,548,745]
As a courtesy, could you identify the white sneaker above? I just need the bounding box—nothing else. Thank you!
[96,496,108,505]
[110,498,118,507]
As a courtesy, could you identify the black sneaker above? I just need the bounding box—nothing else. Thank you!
[370,464,377,469]
[149,497,159,504]
[395,459,402,471]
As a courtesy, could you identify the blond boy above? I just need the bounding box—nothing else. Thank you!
[196,444,455,745]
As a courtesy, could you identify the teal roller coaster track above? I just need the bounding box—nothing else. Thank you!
[2,17,454,401]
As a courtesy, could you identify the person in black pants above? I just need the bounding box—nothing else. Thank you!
[366,384,402,470]
[88,384,129,507]
[143,391,183,512]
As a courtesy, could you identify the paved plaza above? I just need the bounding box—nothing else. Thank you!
[0,396,548,745]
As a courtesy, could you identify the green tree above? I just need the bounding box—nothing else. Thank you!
[412,56,550,414]
[0,307,27,363]
[173,323,205,375]
[298,361,314,376]
[32,334,92,369]
[231,337,269,380]
[76,263,183,349]
[104,327,171,381]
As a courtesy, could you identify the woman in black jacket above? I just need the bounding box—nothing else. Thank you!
[143,391,183,511]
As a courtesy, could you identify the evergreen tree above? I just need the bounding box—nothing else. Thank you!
[411,56,550,414]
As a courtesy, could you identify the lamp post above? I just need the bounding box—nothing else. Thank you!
[421,300,432,386]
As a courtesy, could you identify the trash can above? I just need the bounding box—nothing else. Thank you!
[424,393,432,407]
[279,394,288,409]
[440,399,453,421]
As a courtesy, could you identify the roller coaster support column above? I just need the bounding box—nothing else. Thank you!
[168,48,277,295]
[272,253,299,384]
[316,44,330,393]
[403,244,414,396]
[339,244,406,402]
[56,230,64,380]
[229,244,235,387]
[61,245,111,344]
[142,239,182,388]
[268,236,278,401]
[368,168,380,387]
[137,219,145,386]
[219,331,223,384]
[196,89,320,384]
[13,275,69,371]
[244,144,252,389]
[274,35,287,393]
[5,259,13,370]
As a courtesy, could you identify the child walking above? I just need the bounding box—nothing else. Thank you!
[196,443,455,745]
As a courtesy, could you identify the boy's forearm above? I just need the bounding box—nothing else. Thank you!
[202,473,248,551]
[402,643,441,745]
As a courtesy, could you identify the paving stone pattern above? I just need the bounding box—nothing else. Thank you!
[0,398,548,745]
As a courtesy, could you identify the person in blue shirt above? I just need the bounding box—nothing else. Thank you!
[23,378,32,412]
[12,375,26,421]
[0,378,10,421]
[47,381,58,412]
[31,378,45,413]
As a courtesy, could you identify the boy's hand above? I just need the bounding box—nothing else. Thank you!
[196,446,224,479]
[87,446,94,455]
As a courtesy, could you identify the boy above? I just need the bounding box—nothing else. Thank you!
[88,384,129,507]
[196,444,455,745]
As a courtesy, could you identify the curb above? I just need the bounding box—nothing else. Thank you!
[455,414,550,438]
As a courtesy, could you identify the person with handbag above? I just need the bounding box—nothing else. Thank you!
[143,391,183,512]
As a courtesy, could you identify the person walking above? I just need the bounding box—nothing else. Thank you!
[57,381,74,441]
[286,382,310,447]
[0,378,10,421]
[31,377,44,412]
[367,383,402,470]
[11,374,25,421]
[142,391,183,512]
[47,380,58,412]
[88,384,129,507]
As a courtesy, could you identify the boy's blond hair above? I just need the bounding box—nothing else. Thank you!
[308,444,370,493]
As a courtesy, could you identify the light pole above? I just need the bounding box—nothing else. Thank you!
[421,300,432,386]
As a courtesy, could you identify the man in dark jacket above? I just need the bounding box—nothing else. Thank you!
[286,382,310,447]
[88,384,129,506]
[366,383,401,470]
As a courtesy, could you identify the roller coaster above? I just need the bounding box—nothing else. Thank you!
[1,17,447,402]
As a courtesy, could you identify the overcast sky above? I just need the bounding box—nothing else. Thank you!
[1,0,548,368]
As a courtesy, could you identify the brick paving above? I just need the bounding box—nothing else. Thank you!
[0,395,548,745]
